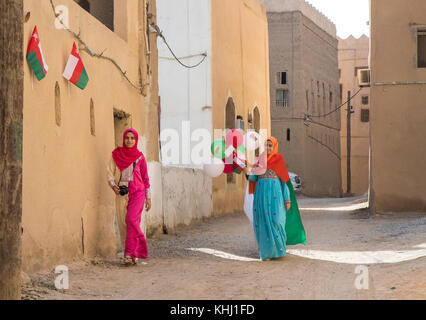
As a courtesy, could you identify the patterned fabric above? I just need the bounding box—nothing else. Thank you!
[258,169,279,180]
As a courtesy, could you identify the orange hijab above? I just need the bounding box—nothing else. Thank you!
[249,137,290,194]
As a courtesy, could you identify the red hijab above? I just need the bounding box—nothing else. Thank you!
[112,128,143,172]
[249,136,290,194]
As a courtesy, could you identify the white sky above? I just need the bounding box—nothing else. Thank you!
[306,0,370,39]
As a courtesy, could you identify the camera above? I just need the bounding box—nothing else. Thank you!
[119,185,129,196]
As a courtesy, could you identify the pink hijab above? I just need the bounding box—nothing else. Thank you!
[112,128,143,171]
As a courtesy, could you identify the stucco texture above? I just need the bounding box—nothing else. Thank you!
[370,0,426,211]
[22,0,161,273]
[211,0,271,215]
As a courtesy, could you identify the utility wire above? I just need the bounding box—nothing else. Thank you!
[151,24,207,69]
[307,87,363,118]
[307,135,341,160]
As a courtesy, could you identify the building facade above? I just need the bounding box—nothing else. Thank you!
[22,0,162,273]
[157,0,271,230]
[261,0,342,197]
[370,0,426,211]
[338,35,370,196]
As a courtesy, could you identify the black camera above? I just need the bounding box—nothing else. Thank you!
[119,185,129,196]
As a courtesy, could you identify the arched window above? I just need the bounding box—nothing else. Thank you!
[225,98,236,184]
[253,106,260,157]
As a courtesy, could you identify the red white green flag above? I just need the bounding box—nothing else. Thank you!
[63,42,89,90]
[26,26,48,81]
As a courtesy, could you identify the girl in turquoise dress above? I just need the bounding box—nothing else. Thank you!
[244,137,305,261]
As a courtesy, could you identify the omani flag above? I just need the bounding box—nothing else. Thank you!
[63,42,89,90]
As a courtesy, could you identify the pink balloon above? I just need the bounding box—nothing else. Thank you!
[225,129,244,149]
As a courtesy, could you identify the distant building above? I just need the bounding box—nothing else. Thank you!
[370,0,426,211]
[261,0,342,197]
[338,35,370,196]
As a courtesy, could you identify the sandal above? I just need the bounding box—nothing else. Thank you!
[122,256,136,266]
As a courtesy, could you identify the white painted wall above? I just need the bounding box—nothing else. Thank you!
[157,0,212,169]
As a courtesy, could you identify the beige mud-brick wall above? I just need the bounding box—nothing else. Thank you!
[339,35,370,196]
[263,4,341,197]
[22,0,161,273]
[370,0,426,211]
[211,0,271,215]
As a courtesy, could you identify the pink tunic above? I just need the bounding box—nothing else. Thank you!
[125,155,150,261]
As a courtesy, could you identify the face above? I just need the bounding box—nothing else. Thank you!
[266,140,274,155]
[124,131,136,148]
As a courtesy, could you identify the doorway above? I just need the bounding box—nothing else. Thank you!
[113,109,132,253]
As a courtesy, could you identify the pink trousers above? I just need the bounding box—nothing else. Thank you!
[125,191,148,260]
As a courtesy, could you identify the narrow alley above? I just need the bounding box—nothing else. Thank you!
[22,195,426,300]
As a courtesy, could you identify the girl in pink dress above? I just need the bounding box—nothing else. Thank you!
[107,128,151,265]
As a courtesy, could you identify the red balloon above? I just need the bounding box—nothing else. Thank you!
[225,129,244,149]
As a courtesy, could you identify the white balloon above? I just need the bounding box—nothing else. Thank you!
[203,157,224,177]
[244,131,261,151]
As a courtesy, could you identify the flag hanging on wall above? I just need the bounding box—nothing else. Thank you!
[26,26,49,81]
[63,42,89,90]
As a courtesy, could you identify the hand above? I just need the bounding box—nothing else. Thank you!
[285,201,291,211]
[243,167,249,175]
[145,199,151,212]
[113,185,120,195]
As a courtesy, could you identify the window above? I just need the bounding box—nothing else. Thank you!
[418,29,426,68]
[305,90,309,110]
[361,109,370,122]
[225,98,236,184]
[276,72,287,85]
[286,129,291,141]
[322,83,326,114]
[76,0,90,12]
[276,89,289,107]
[362,95,369,105]
[74,0,114,32]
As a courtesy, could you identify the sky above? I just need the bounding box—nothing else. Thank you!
[305,0,370,39]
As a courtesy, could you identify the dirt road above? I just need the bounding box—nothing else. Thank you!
[22,195,426,300]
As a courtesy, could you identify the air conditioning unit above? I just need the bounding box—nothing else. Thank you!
[357,68,371,87]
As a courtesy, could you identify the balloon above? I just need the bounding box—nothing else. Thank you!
[244,131,261,151]
[211,139,226,159]
[223,163,234,174]
[225,129,244,148]
[203,157,225,177]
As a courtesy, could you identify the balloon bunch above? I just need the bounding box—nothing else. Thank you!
[203,129,261,178]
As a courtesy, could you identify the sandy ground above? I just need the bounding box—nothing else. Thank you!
[22,194,426,300]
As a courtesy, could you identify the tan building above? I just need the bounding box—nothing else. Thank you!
[370,0,426,211]
[338,35,370,196]
[22,0,161,273]
[211,0,271,215]
[261,0,342,197]
[158,0,271,223]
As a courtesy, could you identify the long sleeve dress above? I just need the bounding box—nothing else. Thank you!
[248,169,290,260]
[107,154,151,260]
